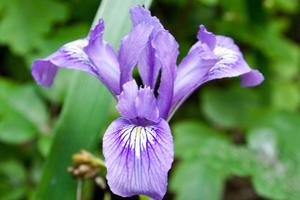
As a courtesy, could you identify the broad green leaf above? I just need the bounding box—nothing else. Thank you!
[37,134,53,157]
[35,0,152,200]
[201,86,262,128]
[170,160,225,200]
[272,0,299,13]
[0,160,27,200]
[247,111,300,200]
[198,0,219,6]
[173,121,257,175]
[0,0,68,55]
[0,114,36,145]
[0,79,49,134]
[172,121,260,200]
[272,81,300,111]
[173,121,229,160]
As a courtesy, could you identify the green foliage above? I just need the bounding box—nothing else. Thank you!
[0,0,68,55]
[201,86,262,128]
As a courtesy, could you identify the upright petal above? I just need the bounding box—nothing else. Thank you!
[84,19,121,95]
[116,80,160,123]
[137,41,161,88]
[152,31,179,119]
[130,5,164,35]
[197,25,216,50]
[171,45,218,119]
[119,23,153,86]
[130,5,164,88]
[135,86,160,123]
[103,118,173,200]
[116,80,139,120]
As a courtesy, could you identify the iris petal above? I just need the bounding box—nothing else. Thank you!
[241,69,264,87]
[130,5,164,88]
[119,23,153,86]
[84,20,121,95]
[32,39,93,87]
[32,20,121,96]
[171,25,264,119]
[152,31,179,119]
[103,118,173,200]
[117,80,160,123]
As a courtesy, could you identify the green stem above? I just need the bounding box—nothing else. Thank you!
[76,179,83,200]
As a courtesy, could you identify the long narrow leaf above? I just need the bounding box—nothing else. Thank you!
[35,0,152,199]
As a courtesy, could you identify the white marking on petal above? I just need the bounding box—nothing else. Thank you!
[119,125,157,159]
[62,40,91,65]
[211,46,240,71]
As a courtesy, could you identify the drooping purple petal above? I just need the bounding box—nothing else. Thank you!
[103,118,173,200]
[32,20,120,96]
[32,38,94,87]
[152,31,179,119]
[130,5,164,88]
[170,25,264,119]
[241,69,264,87]
[119,23,153,86]
[116,80,159,123]
[84,20,121,95]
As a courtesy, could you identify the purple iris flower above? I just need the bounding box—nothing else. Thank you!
[31,6,264,200]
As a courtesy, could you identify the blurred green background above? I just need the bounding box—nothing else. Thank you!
[0,0,299,199]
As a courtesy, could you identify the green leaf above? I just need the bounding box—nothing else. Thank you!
[35,0,152,200]
[0,0,68,55]
[173,121,258,176]
[198,0,219,6]
[170,160,225,200]
[201,86,262,128]
[247,111,300,200]
[37,134,53,157]
[272,81,300,111]
[272,0,299,13]
[0,79,49,134]
[171,121,260,200]
[173,121,229,160]
[0,160,27,200]
[0,114,36,145]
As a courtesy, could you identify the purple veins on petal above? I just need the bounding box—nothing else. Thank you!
[103,118,173,200]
